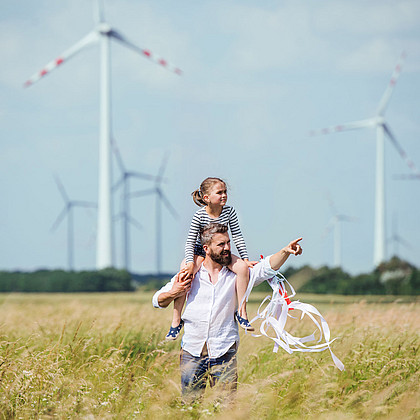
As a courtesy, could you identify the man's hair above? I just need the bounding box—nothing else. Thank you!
[200,223,228,246]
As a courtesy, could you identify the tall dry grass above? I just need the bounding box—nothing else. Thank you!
[0,292,418,419]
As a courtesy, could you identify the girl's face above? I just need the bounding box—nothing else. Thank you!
[205,182,227,207]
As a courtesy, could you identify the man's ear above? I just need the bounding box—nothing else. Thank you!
[202,244,208,253]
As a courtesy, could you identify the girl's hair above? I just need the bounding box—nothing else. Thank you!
[191,177,226,207]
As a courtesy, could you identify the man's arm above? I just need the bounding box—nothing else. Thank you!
[153,274,193,308]
[269,237,303,270]
[247,238,303,292]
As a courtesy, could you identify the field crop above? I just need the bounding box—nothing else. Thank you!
[0,292,418,419]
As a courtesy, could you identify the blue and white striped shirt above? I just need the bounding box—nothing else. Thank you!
[185,205,249,263]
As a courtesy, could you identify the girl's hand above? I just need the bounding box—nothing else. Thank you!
[179,262,194,282]
[244,259,258,268]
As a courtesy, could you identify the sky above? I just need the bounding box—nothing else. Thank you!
[1,0,419,275]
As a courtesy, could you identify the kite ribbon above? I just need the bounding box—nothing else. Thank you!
[241,261,344,371]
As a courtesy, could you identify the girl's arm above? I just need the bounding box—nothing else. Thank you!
[228,207,249,260]
[184,210,202,265]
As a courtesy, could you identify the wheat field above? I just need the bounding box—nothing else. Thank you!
[0,292,418,419]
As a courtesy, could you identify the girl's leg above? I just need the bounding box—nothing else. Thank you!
[171,294,186,327]
[170,256,204,328]
[229,255,251,320]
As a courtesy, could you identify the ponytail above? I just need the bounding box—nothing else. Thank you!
[191,188,207,207]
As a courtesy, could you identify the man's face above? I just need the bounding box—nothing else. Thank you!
[205,232,232,266]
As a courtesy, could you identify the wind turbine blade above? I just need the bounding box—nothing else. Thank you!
[129,188,156,198]
[127,216,143,231]
[395,235,412,249]
[322,220,334,239]
[24,31,99,87]
[109,29,182,75]
[377,52,406,116]
[326,192,338,216]
[157,152,170,180]
[158,189,179,219]
[112,176,125,192]
[127,171,157,182]
[337,215,357,223]
[50,207,68,232]
[309,118,375,136]
[72,201,97,209]
[393,174,420,180]
[111,137,125,173]
[94,0,105,24]
[54,175,69,203]
[384,124,420,176]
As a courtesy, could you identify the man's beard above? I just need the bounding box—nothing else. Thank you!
[209,249,232,266]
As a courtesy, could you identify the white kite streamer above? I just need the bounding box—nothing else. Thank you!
[242,271,345,371]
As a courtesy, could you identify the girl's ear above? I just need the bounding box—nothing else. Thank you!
[202,194,209,203]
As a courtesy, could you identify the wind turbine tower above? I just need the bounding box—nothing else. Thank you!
[51,176,97,271]
[112,139,156,272]
[130,154,179,274]
[24,1,181,269]
[324,196,356,268]
[311,53,420,267]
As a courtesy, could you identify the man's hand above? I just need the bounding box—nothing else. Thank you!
[157,273,193,308]
[171,272,193,298]
[269,237,303,271]
[284,237,303,256]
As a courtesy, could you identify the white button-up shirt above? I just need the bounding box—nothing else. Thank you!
[152,256,278,358]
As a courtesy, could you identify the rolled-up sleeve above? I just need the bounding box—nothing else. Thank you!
[152,277,176,308]
[249,255,278,288]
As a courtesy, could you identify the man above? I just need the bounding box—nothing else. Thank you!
[152,223,302,398]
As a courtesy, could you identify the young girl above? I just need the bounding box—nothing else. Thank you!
[166,177,256,340]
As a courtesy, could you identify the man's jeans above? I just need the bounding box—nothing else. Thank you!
[180,343,238,398]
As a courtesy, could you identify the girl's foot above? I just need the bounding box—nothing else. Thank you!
[235,311,254,331]
[165,320,184,340]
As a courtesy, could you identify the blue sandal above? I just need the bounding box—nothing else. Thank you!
[165,320,184,340]
[235,311,254,331]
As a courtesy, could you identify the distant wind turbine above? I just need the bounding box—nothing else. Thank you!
[24,1,182,269]
[324,197,356,268]
[112,138,157,272]
[311,52,420,267]
[388,213,411,258]
[130,153,179,274]
[51,176,97,271]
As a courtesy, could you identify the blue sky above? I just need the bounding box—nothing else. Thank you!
[1,0,419,275]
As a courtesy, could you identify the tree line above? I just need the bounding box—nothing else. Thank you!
[0,257,418,294]
[0,268,134,293]
[256,257,420,295]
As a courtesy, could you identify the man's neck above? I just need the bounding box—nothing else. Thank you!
[203,257,224,285]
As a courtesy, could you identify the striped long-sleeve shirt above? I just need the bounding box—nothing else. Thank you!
[185,205,249,263]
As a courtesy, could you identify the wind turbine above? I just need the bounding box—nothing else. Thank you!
[24,1,182,270]
[310,52,420,267]
[324,197,356,268]
[51,175,97,271]
[388,213,411,258]
[130,153,179,274]
[112,138,156,272]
